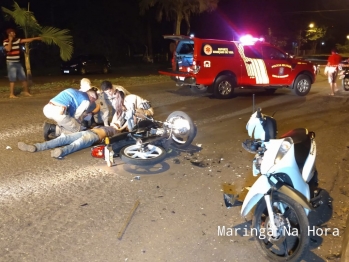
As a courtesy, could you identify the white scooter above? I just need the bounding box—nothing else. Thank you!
[224,107,322,262]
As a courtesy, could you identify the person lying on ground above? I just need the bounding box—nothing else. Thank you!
[18,125,118,159]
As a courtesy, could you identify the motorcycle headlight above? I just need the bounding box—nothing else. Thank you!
[172,118,190,135]
[274,137,292,164]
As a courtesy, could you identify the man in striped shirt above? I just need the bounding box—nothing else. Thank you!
[3,28,41,98]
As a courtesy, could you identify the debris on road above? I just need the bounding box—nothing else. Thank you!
[117,199,140,240]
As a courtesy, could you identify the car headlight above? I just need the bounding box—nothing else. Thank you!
[274,137,292,164]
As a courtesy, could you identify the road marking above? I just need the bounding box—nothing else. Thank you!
[0,125,41,141]
[0,165,126,203]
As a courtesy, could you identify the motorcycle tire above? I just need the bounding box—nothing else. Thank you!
[119,144,167,166]
[252,191,309,262]
[166,111,197,149]
[342,77,349,91]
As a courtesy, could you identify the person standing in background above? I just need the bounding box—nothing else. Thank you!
[325,48,342,96]
[3,28,41,98]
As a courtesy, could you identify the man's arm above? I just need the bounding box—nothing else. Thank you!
[20,37,41,43]
[3,37,13,52]
[75,100,90,120]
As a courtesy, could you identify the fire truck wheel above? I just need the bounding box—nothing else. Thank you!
[292,75,311,96]
[214,75,236,99]
[190,85,208,94]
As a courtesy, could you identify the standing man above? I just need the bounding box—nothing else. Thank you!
[326,48,342,96]
[42,88,98,140]
[3,28,41,98]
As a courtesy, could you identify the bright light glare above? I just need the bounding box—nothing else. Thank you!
[173,118,189,130]
[239,34,264,45]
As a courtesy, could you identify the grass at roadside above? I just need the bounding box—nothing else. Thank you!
[0,75,170,96]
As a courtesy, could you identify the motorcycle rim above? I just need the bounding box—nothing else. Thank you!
[165,111,197,149]
[252,192,310,261]
[120,144,167,166]
[342,77,349,91]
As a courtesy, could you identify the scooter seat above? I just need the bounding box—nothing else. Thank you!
[280,128,311,170]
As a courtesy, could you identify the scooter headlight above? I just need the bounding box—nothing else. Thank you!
[274,137,293,164]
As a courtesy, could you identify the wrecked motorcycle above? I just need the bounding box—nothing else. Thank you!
[338,62,349,91]
[224,107,322,261]
[91,111,197,166]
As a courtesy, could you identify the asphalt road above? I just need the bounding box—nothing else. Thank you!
[0,69,348,262]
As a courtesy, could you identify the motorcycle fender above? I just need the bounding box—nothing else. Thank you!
[278,185,314,211]
[246,112,265,140]
[241,175,271,217]
[302,139,316,182]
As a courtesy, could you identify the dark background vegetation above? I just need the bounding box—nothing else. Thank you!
[1,0,349,71]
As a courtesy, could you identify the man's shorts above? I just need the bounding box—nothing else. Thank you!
[7,62,26,82]
[328,70,338,84]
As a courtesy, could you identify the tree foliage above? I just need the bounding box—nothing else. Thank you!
[336,43,349,53]
[305,26,327,54]
[139,0,219,35]
[40,27,73,61]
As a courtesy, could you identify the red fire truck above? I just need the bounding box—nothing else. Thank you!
[159,35,316,99]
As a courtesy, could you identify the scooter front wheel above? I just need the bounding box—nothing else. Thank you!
[252,192,309,262]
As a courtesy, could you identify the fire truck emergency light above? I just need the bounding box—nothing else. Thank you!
[239,34,264,45]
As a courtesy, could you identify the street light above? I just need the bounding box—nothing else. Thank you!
[309,23,314,29]
[347,35,349,40]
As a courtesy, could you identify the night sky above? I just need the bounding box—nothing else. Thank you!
[1,0,349,65]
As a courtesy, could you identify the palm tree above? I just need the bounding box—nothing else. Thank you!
[139,0,219,35]
[1,1,73,84]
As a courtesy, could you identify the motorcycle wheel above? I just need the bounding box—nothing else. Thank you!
[252,192,309,262]
[342,77,349,91]
[166,111,197,149]
[119,144,167,166]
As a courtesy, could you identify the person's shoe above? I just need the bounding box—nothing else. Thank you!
[51,148,63,158]
[22,91,32,97]
[9,95,18,99]
[18,142,37,152]
[43,122,56,141]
